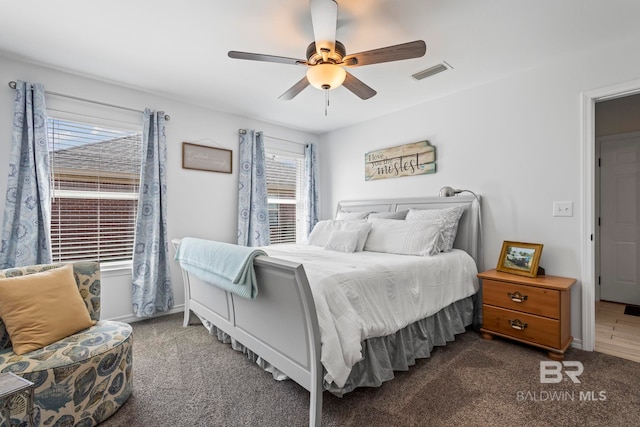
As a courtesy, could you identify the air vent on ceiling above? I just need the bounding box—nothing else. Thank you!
[412,63,449,81]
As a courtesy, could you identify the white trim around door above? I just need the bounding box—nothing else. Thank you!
[581,79,640,351]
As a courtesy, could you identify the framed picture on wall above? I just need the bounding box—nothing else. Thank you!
[182,142,232,173]
[496,241,543,277]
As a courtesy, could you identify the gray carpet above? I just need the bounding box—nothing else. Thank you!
[101,313,640,427]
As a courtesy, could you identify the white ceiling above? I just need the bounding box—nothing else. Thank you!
[2,0,640,135]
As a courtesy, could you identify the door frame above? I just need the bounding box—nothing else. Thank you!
[581,78,640,351]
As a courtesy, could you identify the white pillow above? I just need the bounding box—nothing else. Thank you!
[335,211,369,220]
[405,206,464,252]
[309,220,342,246]
[363,218,443,256]
[309,220,372,251]
[343,221,372,251]
[325,230,359,253]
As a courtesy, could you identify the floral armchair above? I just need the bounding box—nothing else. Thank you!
[0,262,132,426]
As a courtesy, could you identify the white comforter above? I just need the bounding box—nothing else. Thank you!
[262,244,479,388]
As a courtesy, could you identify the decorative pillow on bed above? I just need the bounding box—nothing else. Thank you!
[367,210,408,220]
[405,206,464,252]
[363,218,443,256]
[325,230,360,253]
[309,220,372,251]
[309,220,340,247]
[335,210,370,220]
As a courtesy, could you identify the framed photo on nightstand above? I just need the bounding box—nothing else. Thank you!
[496,241,543,277]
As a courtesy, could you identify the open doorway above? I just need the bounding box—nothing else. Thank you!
[593,94,640,362]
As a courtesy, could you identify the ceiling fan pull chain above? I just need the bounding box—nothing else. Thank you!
[324,89,329,116]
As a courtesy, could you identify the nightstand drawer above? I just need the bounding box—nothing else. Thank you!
[482,305,560,348]
[482,279,560,318]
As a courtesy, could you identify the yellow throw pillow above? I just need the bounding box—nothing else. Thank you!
[0,264,96,355]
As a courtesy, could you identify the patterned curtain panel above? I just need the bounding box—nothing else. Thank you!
[303,142,319,239]
[0,81,52,268]
[132,109,173,317]
[237,130,270,247]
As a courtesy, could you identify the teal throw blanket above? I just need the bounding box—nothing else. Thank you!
[174,237,267,299]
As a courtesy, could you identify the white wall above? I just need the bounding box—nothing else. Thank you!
[318,33,640,345]
[0,55,316,322]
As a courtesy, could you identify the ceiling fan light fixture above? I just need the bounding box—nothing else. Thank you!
[306,63,346,90]
[228,0,426,102]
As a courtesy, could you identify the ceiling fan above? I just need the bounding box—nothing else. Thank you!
[228,0,426,102]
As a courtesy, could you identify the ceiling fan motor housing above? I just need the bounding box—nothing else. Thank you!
[306,41,346,65]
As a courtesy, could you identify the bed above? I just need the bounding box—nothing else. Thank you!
[173,195,481,427]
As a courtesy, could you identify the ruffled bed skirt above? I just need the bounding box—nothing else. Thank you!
[198,296,474,397]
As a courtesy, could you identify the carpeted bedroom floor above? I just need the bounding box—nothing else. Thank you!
[101,313,640,427]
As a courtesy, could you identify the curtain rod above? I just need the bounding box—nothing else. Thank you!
[8,81,170,121]
[238,128,306,146]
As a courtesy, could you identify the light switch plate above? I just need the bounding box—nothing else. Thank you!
[553,201,573,217]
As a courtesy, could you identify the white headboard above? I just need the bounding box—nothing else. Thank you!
[336,195,482,268]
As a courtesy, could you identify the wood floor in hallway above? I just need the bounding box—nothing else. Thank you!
[595,300,640,363]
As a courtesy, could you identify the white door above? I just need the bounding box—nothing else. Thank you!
[600,133,640,305]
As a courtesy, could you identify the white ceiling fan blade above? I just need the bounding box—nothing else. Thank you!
[310,0,337,56]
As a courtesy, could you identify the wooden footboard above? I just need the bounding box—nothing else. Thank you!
[174,240,322,427]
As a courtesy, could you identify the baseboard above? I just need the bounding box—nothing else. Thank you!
[571,338,583,350]
[106,304,184,324]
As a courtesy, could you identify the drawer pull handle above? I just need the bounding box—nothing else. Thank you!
[508,291,528,303]
[509,319,528,330]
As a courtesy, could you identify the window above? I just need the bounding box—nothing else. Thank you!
[265,149,305,244]
[48,117,142,263]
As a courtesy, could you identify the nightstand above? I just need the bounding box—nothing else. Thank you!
[478,269,576,360]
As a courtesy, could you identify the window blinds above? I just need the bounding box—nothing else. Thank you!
[48,118,142,262]
[265,152,304,244]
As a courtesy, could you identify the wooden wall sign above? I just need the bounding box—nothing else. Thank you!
[365,140,436,181]
[182,142,232,173]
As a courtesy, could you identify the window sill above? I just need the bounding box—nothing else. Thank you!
[100,260,132,277]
